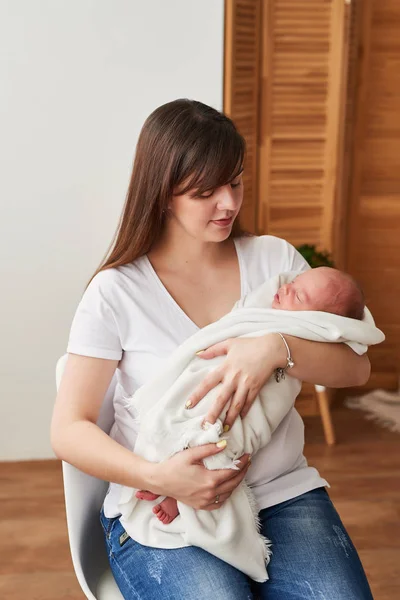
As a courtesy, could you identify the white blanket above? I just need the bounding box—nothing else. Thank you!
[117,271,384,582]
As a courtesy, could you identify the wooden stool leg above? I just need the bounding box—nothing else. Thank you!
[315,385,336,445]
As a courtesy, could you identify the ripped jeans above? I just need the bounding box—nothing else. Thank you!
[99,487,374,599]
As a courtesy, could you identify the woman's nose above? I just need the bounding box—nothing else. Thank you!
[216,186,239,211]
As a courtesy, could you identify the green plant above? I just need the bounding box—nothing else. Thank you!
[296,244,335,269]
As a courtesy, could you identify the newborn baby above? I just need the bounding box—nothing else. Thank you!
[136,266,365,524]
[271,266,365,319]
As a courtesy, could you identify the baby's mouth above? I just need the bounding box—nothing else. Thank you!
[274,293,280,304]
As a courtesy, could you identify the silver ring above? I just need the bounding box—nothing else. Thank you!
[215,494,220,504]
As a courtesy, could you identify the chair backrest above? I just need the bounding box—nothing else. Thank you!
[56,354,118,600]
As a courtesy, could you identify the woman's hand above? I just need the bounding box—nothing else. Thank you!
[146,443,251,510]
[186,335,286,431]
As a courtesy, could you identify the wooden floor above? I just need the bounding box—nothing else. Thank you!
[0,405,399,599]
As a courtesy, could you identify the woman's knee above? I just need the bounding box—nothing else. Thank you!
[255,489,373,600]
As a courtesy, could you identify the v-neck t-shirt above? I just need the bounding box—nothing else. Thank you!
[66,234,329,517]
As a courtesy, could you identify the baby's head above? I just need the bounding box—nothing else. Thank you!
[272,267,365,319]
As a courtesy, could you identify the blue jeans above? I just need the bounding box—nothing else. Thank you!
[99,487,374,599]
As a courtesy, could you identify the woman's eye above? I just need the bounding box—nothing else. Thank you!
[197,190,214,199]
[231,181,241,189]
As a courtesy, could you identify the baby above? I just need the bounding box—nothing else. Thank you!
[271,266,365,318]
[136,267,365,524]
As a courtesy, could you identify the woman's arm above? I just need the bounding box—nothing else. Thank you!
[51,354,155,488]
[51,354,250,508]
[186,334,371,429]
[265,334,371,388]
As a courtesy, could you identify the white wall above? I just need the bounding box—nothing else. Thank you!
[0,0,224,460]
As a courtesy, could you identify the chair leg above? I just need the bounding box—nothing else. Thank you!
[315,386,336,445]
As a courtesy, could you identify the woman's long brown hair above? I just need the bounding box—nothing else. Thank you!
[86,99,250,289]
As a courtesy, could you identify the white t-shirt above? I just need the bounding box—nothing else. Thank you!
[67,234,329,517]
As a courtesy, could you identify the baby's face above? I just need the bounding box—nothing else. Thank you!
[272,269,334,312]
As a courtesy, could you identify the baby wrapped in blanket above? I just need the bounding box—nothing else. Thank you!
[117,267,384,582]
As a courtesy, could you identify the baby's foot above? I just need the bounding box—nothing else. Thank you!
[135,490,180,524]
[135,489,159,501]
[153,496,179,524]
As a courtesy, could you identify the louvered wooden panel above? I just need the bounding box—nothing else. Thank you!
[258,0,349,251]
[224,0,261,233]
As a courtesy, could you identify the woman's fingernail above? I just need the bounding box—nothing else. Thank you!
[195,350,205,355]
[223,424,230,433]
[248,455,252,463]
[185,400,192,409]
[216,439,227,449]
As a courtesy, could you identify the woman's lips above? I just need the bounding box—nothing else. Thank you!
[212,217,233,227]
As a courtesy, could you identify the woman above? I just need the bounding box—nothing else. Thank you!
[51,99,374,599]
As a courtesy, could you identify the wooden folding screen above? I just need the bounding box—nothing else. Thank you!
[225,0,400,389]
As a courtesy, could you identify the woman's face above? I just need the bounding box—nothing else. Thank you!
[168,171,244,241]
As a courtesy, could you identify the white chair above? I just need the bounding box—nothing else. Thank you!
[55,354,124,600]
